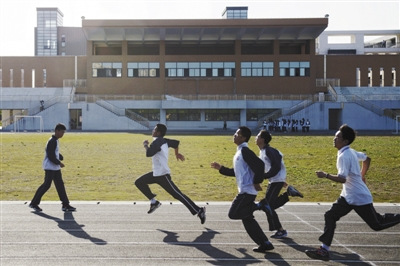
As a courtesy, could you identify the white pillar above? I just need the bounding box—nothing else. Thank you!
[32,69,35,88]
[356,68,360,87]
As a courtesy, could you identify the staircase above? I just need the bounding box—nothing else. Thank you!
[256,95,315,129]
[95,99,150,129]
[335,87,398,119]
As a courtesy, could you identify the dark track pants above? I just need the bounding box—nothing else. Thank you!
[229,193,269,246]
[319,196,400,246]
[30,170,70,206]
[135,172,200,215]
[264,182,290,231]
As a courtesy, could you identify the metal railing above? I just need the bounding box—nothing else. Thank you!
[63,79,87,89]
[327,83,337,101]
[316,78,340,87]
[341,94,397,118]
[256,95,316,128]
[73,94,164,102]
[73,93,319,102]
[29,96,70,116]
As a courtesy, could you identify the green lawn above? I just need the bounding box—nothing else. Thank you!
[1,132,399,203]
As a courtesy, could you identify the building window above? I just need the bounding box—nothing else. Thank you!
[61,35,65,47]
[279,62,310,77]
[128,109,160,121]
[241,62,274,77]
[166,109,201,121]
[127,62,160,78]
[92,62,122,78]
[165,62,235,78]
[205,109,240,121]
[44,40,51,49]
[246,109,276,121]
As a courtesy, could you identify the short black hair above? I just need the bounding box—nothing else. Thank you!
[55,123,66,131]
[238,126,251,142]
[259,130,272,145]
[156,123,167,137]
[339,124,356,145]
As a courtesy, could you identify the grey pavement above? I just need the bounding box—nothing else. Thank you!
[1,201,399,265]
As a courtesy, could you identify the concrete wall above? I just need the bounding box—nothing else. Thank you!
[0,56,86,88]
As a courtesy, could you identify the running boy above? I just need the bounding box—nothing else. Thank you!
[255,130,303,238]
[135,124,206,224]
[211,126,274,253]
[305,124,400,261]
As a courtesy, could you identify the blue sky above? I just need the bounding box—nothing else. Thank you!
[0,0,399,56]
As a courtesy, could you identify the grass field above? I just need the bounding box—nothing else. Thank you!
[1,132,399,203]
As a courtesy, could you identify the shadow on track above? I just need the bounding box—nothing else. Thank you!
[33,211,107,245]
[158,227,286,265]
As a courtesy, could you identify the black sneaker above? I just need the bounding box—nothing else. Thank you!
[197,207,206,224]
[305,247,330,261]
[271,229,288,239]
[62,205,76,212]
[287,185,303,198]
[29,204,42,212]
[253,241,274,253]
[147,201,161,214]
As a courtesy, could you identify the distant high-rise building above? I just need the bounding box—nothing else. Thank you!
[35,7,86,56]
[35,8,63,56]
[222,6,248,19]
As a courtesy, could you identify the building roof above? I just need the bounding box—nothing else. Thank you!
[82,18,328,42]
[36,7,64,17]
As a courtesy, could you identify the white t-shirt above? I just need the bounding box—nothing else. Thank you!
[337,146,372,205]
[147,137,179,176]
[233,143,258,195]
[259,148,286,183]
[42,136,61,171]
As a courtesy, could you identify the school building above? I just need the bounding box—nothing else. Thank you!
[1,7,399,132]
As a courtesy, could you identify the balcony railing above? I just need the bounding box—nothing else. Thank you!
[316,78,340,87]
[73,94,318,102]
[63,79,87,88]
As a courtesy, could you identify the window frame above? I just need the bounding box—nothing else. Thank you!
[92,62,122,78]
[127,62,160,78]
[165,61,235,78]
[279,61,310,77]
[241,62,274,77]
